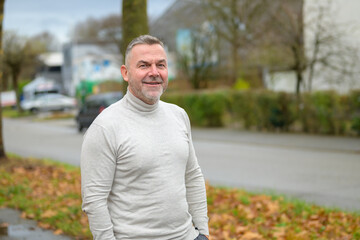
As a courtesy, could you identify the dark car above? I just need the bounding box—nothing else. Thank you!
[76,91,123,132]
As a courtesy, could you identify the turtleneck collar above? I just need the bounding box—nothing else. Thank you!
[124,89,159,113]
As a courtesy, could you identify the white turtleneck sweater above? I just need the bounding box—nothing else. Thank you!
[81,91,209,240]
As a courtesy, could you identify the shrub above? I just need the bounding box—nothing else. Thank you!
[163,89,358,136]
[230,91,296,131]
[189,92,229,127]
[301,91,346,135]
[255,91,278,130]
[349,90,360,135]
[269,92,297,131]
[163,91,229,127]
[229,91,257,129]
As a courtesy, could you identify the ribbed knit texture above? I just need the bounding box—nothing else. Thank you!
[81,91,209,240]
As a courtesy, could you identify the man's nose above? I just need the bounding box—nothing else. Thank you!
[149,64,160,77]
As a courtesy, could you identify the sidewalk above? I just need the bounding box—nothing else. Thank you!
[0,208,73,240]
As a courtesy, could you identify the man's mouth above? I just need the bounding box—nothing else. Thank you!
[144,82,161,85]
[143,77,163,86]
[143,80,163,86]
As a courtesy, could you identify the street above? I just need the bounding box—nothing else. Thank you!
[3,117,360,211]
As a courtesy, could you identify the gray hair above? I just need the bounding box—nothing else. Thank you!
[124,35,165,67]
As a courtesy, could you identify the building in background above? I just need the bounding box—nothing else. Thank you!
[62,40,122,97]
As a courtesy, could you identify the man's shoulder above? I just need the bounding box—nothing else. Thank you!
[92,100,126,128]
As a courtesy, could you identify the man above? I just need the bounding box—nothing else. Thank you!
[81,35,209,240]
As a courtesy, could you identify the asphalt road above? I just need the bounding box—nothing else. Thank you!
[3,117,360,211]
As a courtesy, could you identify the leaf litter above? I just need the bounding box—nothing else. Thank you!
[0,157,359,240]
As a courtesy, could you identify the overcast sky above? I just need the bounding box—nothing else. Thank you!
[3,0,176,44]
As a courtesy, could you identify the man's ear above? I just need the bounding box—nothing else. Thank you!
[121,65,129,82]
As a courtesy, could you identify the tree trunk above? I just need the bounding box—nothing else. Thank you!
[307,6,323,92]
[295,67,303,96]
[292,31,305,96]
[192,69,200,89]
[121,0,149,93]
[297,0,305,96]
[0,0,7,161]
[0,72,7,161]
[12,69,23,113]
[230,0,238,86]
[231,43,238,85]
[2,71,8,90]
[307,59,316,92]
[293,45,304,97]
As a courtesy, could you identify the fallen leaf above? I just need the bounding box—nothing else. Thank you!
[54,229,63,235]
[38,222,51,229]
[240,231,264,240]
[41,209,57,218]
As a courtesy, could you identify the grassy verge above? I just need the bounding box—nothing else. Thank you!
[0,156,359,240]
[2,108,75,120]
[2,108,33,118]
[33,112,76,121]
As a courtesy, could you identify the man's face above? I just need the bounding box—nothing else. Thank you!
[121,44,168,105]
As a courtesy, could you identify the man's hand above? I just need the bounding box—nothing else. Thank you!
[197,234,210,240]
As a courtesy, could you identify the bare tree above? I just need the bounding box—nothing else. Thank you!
[178,24,217,89]
[70,14,122,52]
[202,0,271,85]
[270,0,305,96]
[2,31,46,112]
[2,32,28,112]
[2,30,54,112]
[0,0,7,160]
[270,0,360,94]
[29,31,60,52]
[305,0,360,92]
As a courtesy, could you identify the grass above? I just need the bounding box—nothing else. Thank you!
[33,111,76,121]
[0,156,359,240]
[2,108,75,120]
[2,108,33,118]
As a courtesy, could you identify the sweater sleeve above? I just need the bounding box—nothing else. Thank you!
[81,123,117,240]
[182,110,210,236]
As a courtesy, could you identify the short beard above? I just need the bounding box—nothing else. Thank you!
[129,76,167,105]
[142,76,166,104]
[142,87,163,104]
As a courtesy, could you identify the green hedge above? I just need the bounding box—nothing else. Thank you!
[229,91,297,131]
[300,91,343,134]
[349,90,360,135]
[163,91,229,127]
[162,90,360,136]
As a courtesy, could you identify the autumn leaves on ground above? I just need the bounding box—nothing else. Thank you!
[0,157,359,240]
